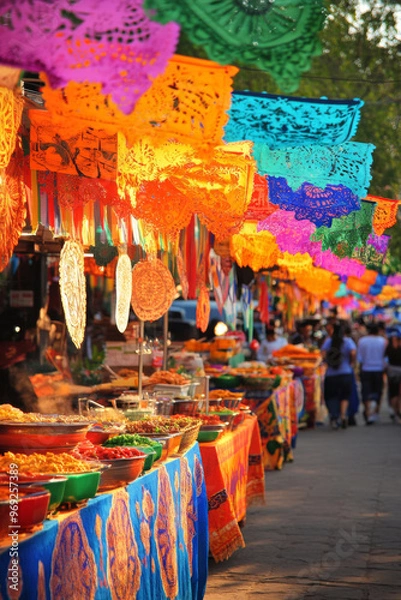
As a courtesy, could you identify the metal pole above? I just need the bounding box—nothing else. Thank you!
[138,320,144,399]
[162,311,169,371]
[204,375,210,414]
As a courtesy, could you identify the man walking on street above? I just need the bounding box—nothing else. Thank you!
[357,323,387,425]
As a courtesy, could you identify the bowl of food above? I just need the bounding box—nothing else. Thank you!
[0,420,93,454]
[171,398,204,416]
[103,434,161,469]
[0,485,50,538]
[197,429,222,443]
[4,474,68,514]
[96,452,147,491]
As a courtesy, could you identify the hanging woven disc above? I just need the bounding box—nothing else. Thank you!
[115,253,132,333]
[196,285,210,333]
[131,258,176,322]
[59,240,86,348]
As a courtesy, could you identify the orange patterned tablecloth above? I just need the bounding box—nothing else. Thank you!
[199,414,265,562]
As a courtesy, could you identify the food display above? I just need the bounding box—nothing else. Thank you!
[0,405,91,423]
[0,452,100,474]
[147,371,191,386]
[0,485,51,538]
[125,417,181,435]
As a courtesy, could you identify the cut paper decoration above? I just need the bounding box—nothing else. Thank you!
[230,230,279,272]
[311,202,375,258]
[30,110,117,180]
[277,252,313,276]
[245,174,277,221]
[41,55,237,147]
[131,258,176,321]
[145,0,326,93]
[196,285,210,333]
[59,240,87,348]
[177,249,189,300]
[132,180,194,238]
[257,209,316,255]
[267,178,360,227]
[316,250,366,278]
[368,195,400,236]
[295,267,340,298]
[0,88,23,170]
[367,233,390,255]
[118,139,256,240]
[346,277,371,296]
[352,245,386,269]
[115,253,133,334]
[254,142,375,198]
[0,141,27,272]
[55,0,180,115]
[225,91,364,148]
[0,0,180,114]
[0,0,75,87]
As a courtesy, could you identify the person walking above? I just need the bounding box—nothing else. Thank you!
[357,323,387,425]
[321,322,357,429]
[385,332,401,424]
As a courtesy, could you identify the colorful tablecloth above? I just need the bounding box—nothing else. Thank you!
[245,380,304,471]
[199,415,265,562]
[0,444,208,600]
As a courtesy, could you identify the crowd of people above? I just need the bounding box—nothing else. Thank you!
[256,315,401,430]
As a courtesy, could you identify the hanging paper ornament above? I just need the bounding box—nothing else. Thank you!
[346,276,371,296]
[131,258,176,321]
[130,180,194,238]
[89,242,118,267]
[145,0,326,93]
[230,230,280,272]
[177,249,189,300]
[59,240,87,348]
[258,209,316,255]
[225,91,364,148]
[369,196,400,236]
[317,250,366,278]
[295,267,340,298]
[254,142,375,198]
[30,110,117,179]
[188,142,256,240]
[115,252,133,333]
[196,285,210,333]
[311,202,375,258]
[0,0,179,114]
[0,141,27,272]
[267,178,360,227]
[244,174,277,221]
[367,233,390,255]
[0,0,76,86]
[0,87,23,170]
[42,54,237,147]
[277,252,313,277]
[55,0,180,114]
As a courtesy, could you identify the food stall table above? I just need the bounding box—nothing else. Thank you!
[0,444,208,600]
[199,415,265,562]
[244,380,304,471]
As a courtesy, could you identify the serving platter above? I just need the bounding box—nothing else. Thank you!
[0,421,93,453]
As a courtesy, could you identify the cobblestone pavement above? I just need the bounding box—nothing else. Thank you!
[204,415,401,600]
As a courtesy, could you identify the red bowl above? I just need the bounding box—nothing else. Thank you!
[86,429,110,445]
[0,485,50,539]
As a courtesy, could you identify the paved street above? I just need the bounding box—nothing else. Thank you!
[204,415,401,600]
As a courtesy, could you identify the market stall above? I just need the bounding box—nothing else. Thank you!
[0,444,208,600]
[199,414,264,562]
